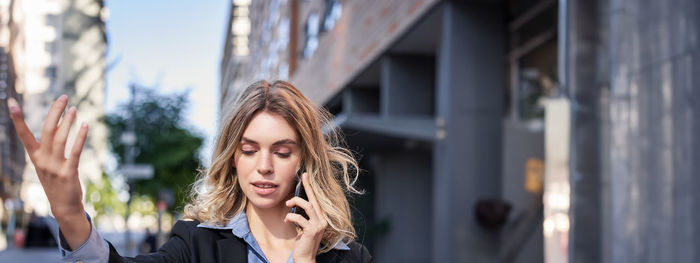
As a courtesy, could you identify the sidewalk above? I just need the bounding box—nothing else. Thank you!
[0,247,60,261]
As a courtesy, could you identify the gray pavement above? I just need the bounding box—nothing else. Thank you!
[0,247,60,261]
[0,231,147,261]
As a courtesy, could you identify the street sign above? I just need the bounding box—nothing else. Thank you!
[120,132,137,145]
[119,164,154,180]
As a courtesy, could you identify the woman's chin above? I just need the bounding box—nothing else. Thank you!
[248,196,283,210]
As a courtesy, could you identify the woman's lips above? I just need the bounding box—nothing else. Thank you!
[251,182,278,195]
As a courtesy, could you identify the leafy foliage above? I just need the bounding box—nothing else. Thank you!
[104,86,204,213]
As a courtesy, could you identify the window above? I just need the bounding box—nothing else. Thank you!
[45,14,59,26]
[45,66,57,79]
[321,0,342,32]
[507,0,559,122]
[45,41,57,53]
[302,12,320,59]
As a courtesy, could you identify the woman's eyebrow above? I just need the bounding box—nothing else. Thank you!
[272,139,297,146]
[241,137,296,146]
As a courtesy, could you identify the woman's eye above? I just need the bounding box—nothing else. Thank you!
[276,152,291,158]
[241,150,256,156]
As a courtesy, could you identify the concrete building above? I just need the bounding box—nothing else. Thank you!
[0,2,25,250]
[0,0,29,250]
[220,0,293,114]
[0,1,108,249]
[565,0,700,262]
[221,0,700,262]
[18,0,108,217]
[0,0,27,204]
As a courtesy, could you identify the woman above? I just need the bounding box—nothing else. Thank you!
[8,80,372,262]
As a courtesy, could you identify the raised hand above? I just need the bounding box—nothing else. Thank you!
[8,95,91,249]
[284,172,329,262]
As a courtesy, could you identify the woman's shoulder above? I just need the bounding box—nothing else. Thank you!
[347,241,372,261]
[171,219,200,232]
[167,220,371,262]
[168,220,201,239]
[167,219,248,255]
[320,240,372,263]
[170,219,235,240]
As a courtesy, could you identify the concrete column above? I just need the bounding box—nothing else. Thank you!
[433,1,505,262]
[602,0,700,262]
[372,150,432,263]
[566,0,603,262]
[381,55,435,118]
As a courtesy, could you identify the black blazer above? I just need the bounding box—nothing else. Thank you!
[106,220,372,263]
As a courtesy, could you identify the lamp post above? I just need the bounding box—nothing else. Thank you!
[118,84,154,256]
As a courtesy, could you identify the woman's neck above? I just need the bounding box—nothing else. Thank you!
[245,202,297,247]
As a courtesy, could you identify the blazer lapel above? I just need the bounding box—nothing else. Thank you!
[216,235,248,263]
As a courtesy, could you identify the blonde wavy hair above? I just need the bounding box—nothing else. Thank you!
[184,80,361,253]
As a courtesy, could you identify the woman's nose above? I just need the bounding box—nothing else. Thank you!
[256,151,273,175]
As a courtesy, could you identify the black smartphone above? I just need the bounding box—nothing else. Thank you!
[291,169,309,219]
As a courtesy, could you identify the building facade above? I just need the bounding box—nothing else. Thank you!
[565,0,700,262]
[0,0,28,238]
[221,0,700,262]
[19,0,108,217]
[0,0,108,250]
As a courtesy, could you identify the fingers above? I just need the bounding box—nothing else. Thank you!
[301,173,323,217]
[53,106,77,158]
[284,212,311,229]
[67,122,88,169]
[7,97,39,153]
[286,196,316,219]
[40,95,68,152]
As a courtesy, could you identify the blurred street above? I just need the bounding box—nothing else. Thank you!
[0,231,146,260]
[1,0,699,262]
[1,247,60,261]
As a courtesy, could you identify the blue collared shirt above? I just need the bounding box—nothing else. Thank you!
[53,213,110,263]
[197,211,350,263]
[56,212,349,263]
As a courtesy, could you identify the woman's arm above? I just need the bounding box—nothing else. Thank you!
[8,96,90,249]
[56,215,193,263]
[107,220,193,263]
[9,96,199,263]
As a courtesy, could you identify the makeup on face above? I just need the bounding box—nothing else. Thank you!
[234,112,302,208]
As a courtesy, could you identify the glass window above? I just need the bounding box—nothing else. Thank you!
[302,12,320,59]
[321,0,342,32]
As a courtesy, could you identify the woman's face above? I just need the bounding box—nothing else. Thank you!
[235,111,301,210]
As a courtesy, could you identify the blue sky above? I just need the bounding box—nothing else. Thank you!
[105,0,229,164]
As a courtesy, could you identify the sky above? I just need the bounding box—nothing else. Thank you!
[105,0,229,165]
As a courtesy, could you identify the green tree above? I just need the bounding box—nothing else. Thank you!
[105,85,203,214]
[86,173,127,217]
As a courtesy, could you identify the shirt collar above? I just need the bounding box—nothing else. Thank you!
[197,211,350,250]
